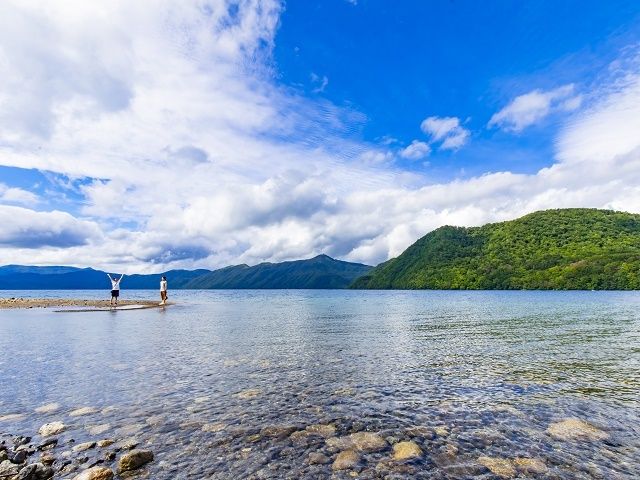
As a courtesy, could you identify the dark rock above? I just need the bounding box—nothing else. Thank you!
[11,449,28,464]
[37,439,57,451]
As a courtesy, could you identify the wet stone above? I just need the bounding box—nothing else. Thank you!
[34,404,60,415]
[0,460,19,477]
[233,389,262,400]
[332,450,360,471]
[17,462,54,480]
[514,457,548,474]
[96,440,114,448]
[260,425,297,439]
[307,452,330,465]
[202,422,227,433]
[36,439,57,451]
[546,418,609,441]
[38,422,65,437]
[117,449,154,473]
[87,424,110,436]
[72,442,96,453]
[11,449,28,464]
[478,456,517,478]
[392,441,422,461]
[72,466,114,480]
[70,407,98,417]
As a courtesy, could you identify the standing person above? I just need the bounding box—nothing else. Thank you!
[107,273,124,306]
[160,276,168,305]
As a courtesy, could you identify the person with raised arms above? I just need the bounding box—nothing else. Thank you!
[160,276,168,305]
[107,273,124,307]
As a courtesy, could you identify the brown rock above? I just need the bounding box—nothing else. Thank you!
[349,432,388,452]
[332,450,360,470]
[38,421,66,436]
[72,466,114,480]
[514,457,548,474]
[307,452,330,465]
[117,449,154,473]
[546,418,608,441]
[478,457,516,478]
[392,441,422,461]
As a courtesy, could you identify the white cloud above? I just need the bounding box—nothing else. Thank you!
[488,84,582,132]
[420,116,470,150]
[311,73,329,93]
[400,140,430,160]
[0,205,102,248]
[0,2,639,271]
[0,183,39,206]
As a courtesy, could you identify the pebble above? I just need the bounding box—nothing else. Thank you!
[72,466,114,480]
[38,422,66,437]
[96,440,115,448]
[72,442,97,453]
[202,422,227,433]
[69,407,98,417]
[546,418,609,441]
[233,389,262,400]
[307,452,330,465]
[392,441,422,461]
[87,424,111,436]
[34,404,61,415]
[478,456,517,478]
[348,432,388,452]
[332,449,360,470]
[116,449,154,473]
[514,457,548,474]
[0,414,26,422]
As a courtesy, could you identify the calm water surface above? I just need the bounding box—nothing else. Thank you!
[1,290,639,479]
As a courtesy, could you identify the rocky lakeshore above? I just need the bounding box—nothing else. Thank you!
[0,401,618,479]
[0,299,161,310]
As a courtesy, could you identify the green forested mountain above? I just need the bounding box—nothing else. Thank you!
[184,254,372,289]
[0,255,371,290]
[351,209,640,290]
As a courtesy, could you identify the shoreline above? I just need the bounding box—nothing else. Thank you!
[0,298,161,310]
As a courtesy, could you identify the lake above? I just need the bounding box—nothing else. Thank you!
[1,290,639,479]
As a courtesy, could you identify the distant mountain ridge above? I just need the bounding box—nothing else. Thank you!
[0,255,372,290]
[352,208,640,290]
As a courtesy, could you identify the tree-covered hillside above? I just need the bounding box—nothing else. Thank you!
[351,209,640,290]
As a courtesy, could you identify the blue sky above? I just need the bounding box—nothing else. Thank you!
[1,1,640,271]
[274,1,640,178]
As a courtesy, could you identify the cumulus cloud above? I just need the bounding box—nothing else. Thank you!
[0,205,102,248]
[420,116,470,150]
[488,84,582,132]
[399,140,430,160]
[0,1,639,271]
[0,183,39,206]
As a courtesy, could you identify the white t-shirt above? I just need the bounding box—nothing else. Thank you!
[160,280,167,292]
[111,278,121,290]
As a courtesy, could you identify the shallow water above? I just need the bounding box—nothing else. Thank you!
[1,290,639,479]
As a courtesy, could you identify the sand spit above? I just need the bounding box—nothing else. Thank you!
[0,298,164,310]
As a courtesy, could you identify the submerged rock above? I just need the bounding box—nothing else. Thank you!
[86,424,110,436]
[72,442,96,453]
[478,457,516,478]
[305,424,336,438]
[69,407,98,417]
[514,457,548,474]
[117,449,154,473]
[392,441,422,461]
[202,422,227,433]
[349,432,388,452]
[233,389,262,400]
[546,418,608,441]
[72,466,114,480]
[307,452,330,465]
[260,425,297,438]
[34,404,60,415]
[332,450,359,470]
[38,422,65,437]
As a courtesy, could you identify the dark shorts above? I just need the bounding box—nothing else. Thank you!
[111,290,119,298]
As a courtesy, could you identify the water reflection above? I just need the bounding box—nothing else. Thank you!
[0,290,639,478]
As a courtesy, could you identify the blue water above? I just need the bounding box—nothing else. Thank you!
[1,290,639,478]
